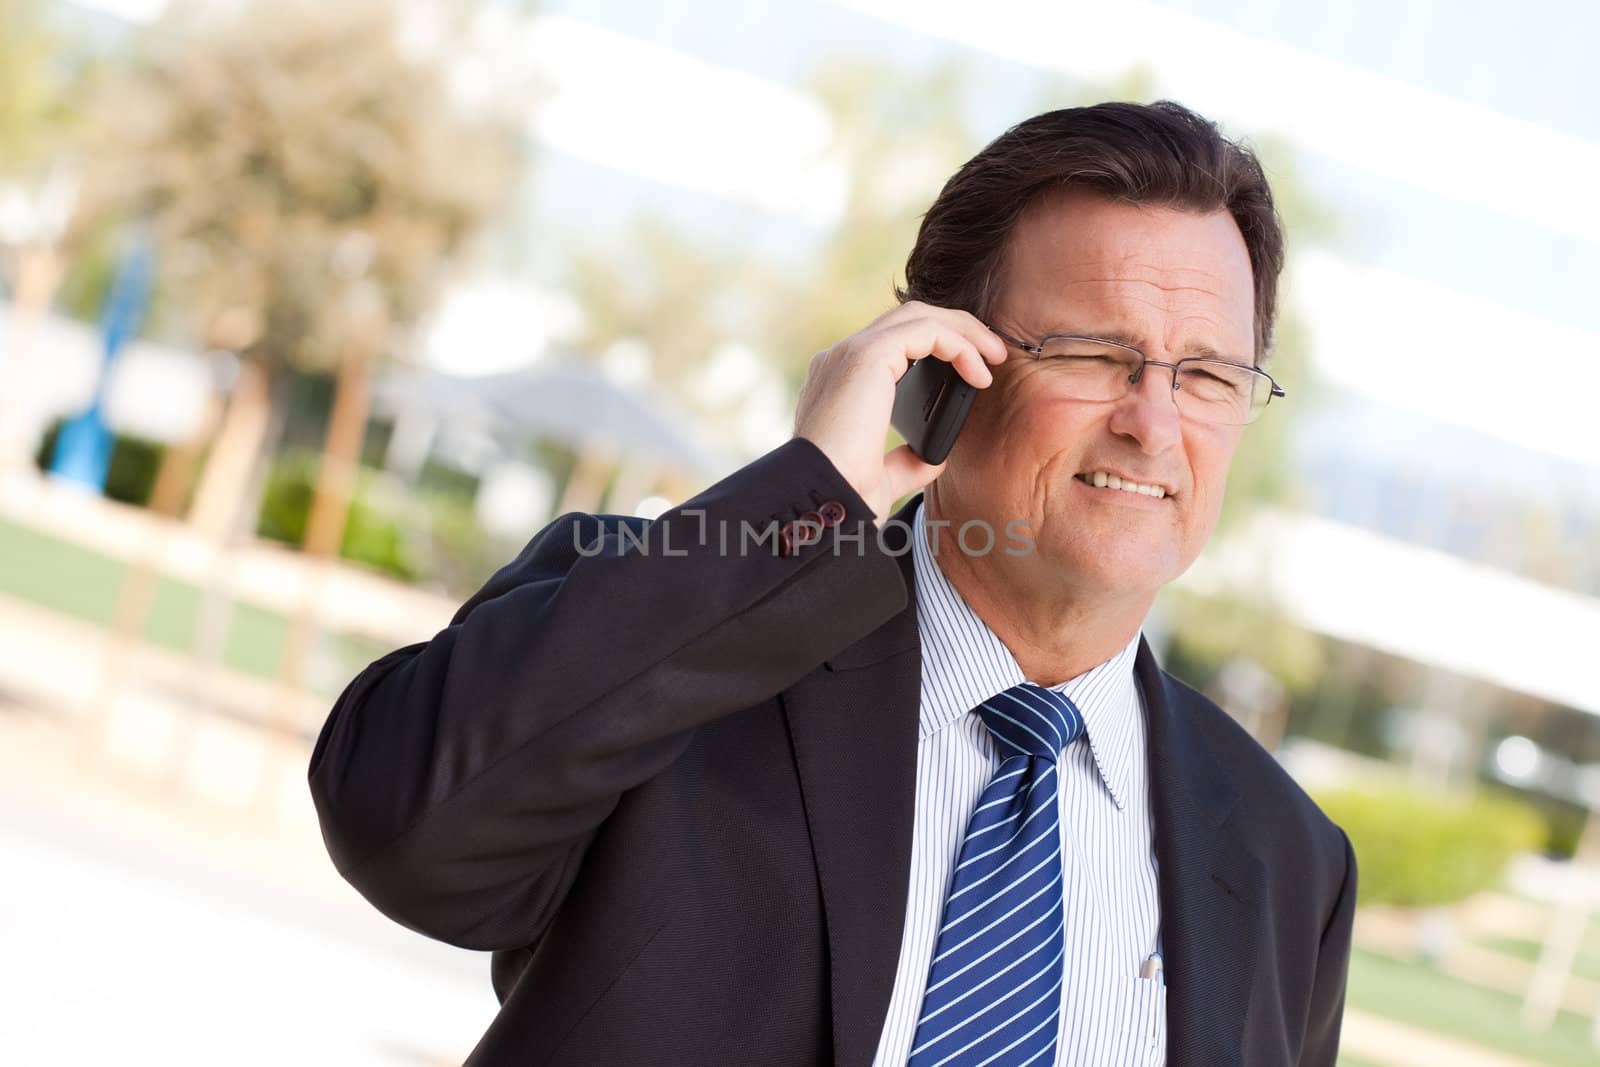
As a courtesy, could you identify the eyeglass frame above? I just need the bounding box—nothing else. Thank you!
[986,326,1287,424]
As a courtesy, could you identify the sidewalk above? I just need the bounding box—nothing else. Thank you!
[0,590,329,816]
[0,683,497,1067]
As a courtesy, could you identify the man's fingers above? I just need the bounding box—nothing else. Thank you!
[876,320,993,389]
[926,333,993,391]
[955,314,1010,364]
[877,301,1009,364]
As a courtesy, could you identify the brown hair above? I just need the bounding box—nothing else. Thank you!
[898,99,1285,363]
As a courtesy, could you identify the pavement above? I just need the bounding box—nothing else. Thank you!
[0,692,498,1067]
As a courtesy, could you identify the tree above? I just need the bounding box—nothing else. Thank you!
[70,0,520,541]
[0,0,71,173]
[761,56,984,392]
[561,55,986,467]
[65,0,524,765]
[0,0,82,473]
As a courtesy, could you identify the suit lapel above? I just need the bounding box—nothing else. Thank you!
[1138,640,1263,1066]
[782,500,922,1067]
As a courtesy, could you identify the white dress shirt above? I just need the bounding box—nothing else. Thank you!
[870,501,1167,1066]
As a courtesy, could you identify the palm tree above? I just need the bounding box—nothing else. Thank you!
[0,0,80,474]
[0,0,68,169]
[67,0,523,770]
[71,0,519,546]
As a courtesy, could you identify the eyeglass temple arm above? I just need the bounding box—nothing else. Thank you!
[988,327,1038,354]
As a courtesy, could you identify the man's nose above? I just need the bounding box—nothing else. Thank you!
[1105,363,1183,455]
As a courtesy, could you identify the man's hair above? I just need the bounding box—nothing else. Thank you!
[899,99,1285,363]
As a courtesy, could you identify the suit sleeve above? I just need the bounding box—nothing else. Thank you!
[1300,827,1358,1065]
[307,437,907,951]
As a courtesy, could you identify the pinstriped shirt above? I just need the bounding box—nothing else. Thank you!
[869,501,1168,1066]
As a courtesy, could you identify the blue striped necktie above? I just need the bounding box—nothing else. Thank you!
[907,682,1085,1067]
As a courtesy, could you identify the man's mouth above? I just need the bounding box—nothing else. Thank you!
[1074,470,1172,499]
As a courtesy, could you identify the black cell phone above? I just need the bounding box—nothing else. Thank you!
[891,357,976,465]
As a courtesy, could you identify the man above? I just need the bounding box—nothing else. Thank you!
[310,100,1355,1066]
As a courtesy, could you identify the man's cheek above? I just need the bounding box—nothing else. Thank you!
[1192,484,1228,541]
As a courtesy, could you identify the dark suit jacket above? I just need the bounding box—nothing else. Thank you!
[309,438,1356,1067]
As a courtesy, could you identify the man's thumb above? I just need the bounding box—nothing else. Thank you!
[881,444,945,509]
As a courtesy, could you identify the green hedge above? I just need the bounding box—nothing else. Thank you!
[257,449,424,582]
[257,448,502,594]
[1317,787,1546,908]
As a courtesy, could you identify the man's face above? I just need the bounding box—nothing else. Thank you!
[935,187,1257,601]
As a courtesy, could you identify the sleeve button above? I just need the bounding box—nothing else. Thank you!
[817,499,846,526]
[782,513,824,555]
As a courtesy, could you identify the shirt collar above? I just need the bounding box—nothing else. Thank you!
[910,499,1144,811]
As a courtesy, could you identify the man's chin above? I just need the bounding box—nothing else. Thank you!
[1024,538,1176,597]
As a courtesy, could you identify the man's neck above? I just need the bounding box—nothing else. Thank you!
[922,500,1151,688]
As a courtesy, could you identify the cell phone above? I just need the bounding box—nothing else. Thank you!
[891,356,976,465]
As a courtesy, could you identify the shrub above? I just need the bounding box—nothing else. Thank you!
[1317,786,1545,908]
[257,449,421,582]
[257,448,511,594]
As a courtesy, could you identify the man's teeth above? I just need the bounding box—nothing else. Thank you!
[1080,471,1167,498]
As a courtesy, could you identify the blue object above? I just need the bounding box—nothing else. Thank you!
[50,230,155,490]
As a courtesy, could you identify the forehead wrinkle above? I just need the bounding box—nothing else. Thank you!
[1026,282,1227,331]
[1042,270,1227,295]
[1029,243,1228,276]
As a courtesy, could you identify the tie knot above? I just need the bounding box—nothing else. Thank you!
[976,683,1085,762]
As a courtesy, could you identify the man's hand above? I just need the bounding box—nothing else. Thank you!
[793,301,1007,523]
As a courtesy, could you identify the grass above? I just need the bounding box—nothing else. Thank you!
[0,517,388,698]
[1347,948,1598,1067]
[1474,933,1600,985]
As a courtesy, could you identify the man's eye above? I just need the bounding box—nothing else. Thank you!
[1047,353,1122,365]
[1179,368,1250,398]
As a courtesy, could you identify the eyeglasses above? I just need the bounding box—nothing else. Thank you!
[989,327,1286,426]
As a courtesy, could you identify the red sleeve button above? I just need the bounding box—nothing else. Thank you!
[817,499,846,526]
[782,513,825,556]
